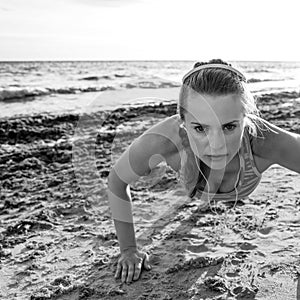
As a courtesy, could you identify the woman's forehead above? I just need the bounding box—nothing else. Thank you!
[184,93,244,124]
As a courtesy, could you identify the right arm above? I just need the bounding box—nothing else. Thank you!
[108,117,180,283]
[108,133,167,250]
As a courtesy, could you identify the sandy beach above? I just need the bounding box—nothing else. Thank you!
[0,89,300,300]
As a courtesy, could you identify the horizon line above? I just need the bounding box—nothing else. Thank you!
[1,59,300,63]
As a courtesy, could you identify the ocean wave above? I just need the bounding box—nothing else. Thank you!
[114,73,130,78]
[0,80,180,102]
[79,75,112,81]
[246,68,272,73]
[247,78,280,83]
[0,87,49,101]
[79,73,130,80]
[158,81,181,88]
[0,86,115,102]
[121,81,181,89]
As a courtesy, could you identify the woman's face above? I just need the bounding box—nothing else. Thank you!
[183,91,245,170]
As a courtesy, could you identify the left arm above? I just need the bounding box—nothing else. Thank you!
[251,119,300,173]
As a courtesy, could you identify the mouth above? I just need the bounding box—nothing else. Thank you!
[205,154,228,161]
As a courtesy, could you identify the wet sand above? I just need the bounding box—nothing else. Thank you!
[0,90,300,299]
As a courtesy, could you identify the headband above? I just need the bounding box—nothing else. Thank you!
[182,63,247,83]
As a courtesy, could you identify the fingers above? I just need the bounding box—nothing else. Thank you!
[115,253,152,284]
[133,263,142,281]
[114,262,121,279]
[115,263,142,283]
[121,264,128,283]
[143,253,152,270]
[126,264,134,283]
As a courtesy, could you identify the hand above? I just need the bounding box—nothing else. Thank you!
[114,248,151,284]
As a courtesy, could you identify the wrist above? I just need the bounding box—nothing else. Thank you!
[120,245,138,253]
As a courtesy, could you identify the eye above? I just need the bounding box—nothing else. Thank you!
[223,124,237,131]
[194,125,207,133]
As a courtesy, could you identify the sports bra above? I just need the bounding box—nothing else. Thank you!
[176,126,262,204]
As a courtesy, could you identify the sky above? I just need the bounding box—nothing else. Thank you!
[0,0,300,61]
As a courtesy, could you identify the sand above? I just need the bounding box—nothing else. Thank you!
[0,90,300,299]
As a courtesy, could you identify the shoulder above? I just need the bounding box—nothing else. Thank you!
[135,114,183,155]
[109,114,183,183]
[250,118,294,157]
[249,118,300,172]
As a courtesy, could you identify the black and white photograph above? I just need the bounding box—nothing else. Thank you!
[0,0,300,299]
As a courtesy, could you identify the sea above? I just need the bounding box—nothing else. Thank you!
[1,60,300,118]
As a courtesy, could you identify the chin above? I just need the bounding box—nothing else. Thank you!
[202,158,227,170]
[209,161,227,170]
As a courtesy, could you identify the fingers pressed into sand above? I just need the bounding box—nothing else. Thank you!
[115,262,122,279]
[143,253,152,270]
[121,264,128,283]
[133,262,142,280]
[126,264,135,283]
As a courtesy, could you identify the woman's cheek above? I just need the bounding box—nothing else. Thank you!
[225,132,243,152]
[187,134,206,156]
[193,139,207,157]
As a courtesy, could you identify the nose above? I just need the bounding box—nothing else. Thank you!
[207,129,225,152]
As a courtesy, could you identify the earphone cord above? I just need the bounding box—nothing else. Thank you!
[194,149,242,225]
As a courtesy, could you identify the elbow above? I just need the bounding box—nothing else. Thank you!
[107,168,128,190]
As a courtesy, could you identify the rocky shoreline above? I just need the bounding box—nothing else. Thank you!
[0,91,300,299]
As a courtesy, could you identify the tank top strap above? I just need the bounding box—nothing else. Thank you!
[176,148,188,184]
[242,128,262,177]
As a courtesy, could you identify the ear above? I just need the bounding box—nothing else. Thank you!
[179,121,186,129]
[242,116,250,133]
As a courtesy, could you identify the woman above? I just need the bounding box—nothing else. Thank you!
[107,59,300,284]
